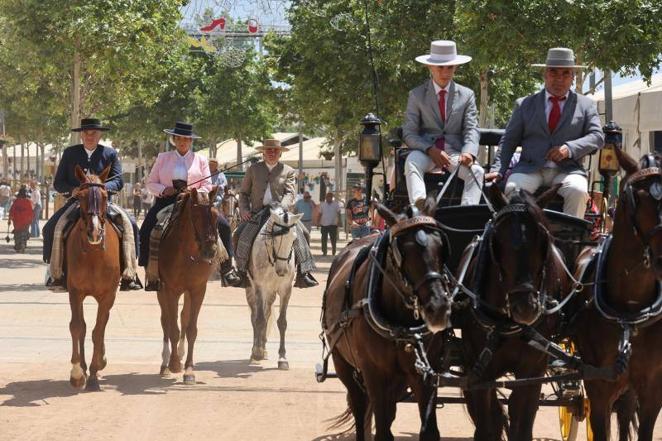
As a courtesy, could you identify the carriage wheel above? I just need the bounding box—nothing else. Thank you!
[585,398,593,441]
[559,404,580,441]
[556,340,592,441]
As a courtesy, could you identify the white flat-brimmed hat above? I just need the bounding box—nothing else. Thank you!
[415,40,472,66]
[255,138,290,152]
[532,47,587,69]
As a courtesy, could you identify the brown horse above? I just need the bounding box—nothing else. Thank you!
[157,187,219,385]
[459,185,572,441]
[571,149,662,441]
[323,200,452,441]
[67,165,121,391]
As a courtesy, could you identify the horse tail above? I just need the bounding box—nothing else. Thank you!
[326,391,373,435]
[615,389,638,441]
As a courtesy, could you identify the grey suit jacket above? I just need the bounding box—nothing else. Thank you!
[494,89,604,177]
[239,161,296,214]
[402,79,479,156]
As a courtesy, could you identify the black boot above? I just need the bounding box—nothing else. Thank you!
[220,260,245,287]
[294,270,319,288]
[144,280,160,292]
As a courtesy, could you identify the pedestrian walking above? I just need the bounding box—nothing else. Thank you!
[319,192,341,256]
[29,180,42,237]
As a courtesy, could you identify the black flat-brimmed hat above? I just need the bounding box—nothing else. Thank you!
[71,118,110,132]
[163,121,201,139]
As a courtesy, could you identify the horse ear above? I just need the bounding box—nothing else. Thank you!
[536,184,562,209]
[614,147,639,176]
[376,203,399,227]
[98,165,111,182]
[292,213,303,224]
[209,185,218,203]
[420,196,438,216]
[75,165,87,183]
[487,183,508,211]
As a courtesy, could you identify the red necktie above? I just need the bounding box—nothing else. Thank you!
[548,95,566,133]
[435,89,447,150]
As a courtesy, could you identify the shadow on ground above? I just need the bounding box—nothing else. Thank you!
[0,379,80,407]
[312,433,473,441]
[195,359,278,379]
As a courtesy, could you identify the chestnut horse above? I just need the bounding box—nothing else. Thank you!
[323,201,452,441]
[67,165,121,391]
[158,187,219,385]
[460,185,572,441]
[570,149,662,441]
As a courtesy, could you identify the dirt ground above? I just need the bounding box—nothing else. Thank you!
[0,223,659,441]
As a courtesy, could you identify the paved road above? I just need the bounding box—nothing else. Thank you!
[0,224,657,440]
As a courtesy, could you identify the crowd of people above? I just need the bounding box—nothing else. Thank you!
[1,179,44,240]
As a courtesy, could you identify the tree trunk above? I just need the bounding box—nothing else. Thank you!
[478,69,490,165]
[39,143,45,180]
[20,143,25,179]
[71,50,81,145]
[137,139,144,183]
[236,138,243,171]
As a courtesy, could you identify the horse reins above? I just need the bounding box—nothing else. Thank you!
[263,212,296,266]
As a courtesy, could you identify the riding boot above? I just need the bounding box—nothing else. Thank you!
[120,276,143,291]
[220,259,243,288]
[45,268,67,293]
[294,266,319,288]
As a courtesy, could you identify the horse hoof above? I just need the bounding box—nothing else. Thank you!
[160,366,172,378]
[278,360,289,370]
[70,375,86,389]
[85,377,101,392]
[183,374,196,385]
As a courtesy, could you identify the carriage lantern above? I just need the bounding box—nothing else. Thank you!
[599,121,622,176]
[358,113,383,205]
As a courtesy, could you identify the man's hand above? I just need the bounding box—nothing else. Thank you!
[161,187,176,197]
[485,172,502,183]
[458,153,474,166]
[241,210,252,221]
[71,188,81,198]
[427,147,451,170]
[546,145,570,163]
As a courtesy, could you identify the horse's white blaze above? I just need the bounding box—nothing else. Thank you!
[70,363,84,380]
[161,339,171,366]
[89,215,102,244]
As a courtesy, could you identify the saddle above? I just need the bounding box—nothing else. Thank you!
[145,203,177,286]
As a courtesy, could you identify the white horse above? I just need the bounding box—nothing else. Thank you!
[246,207,302,369]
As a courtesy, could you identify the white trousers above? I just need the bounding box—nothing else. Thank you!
[404,150,484,205]
[505,168,589,218]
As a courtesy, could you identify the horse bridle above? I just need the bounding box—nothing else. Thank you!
[186,192,218,263]
[264,211,296,266]
[487,203,551,320]
[622,162,662,268]
[78,182,107,244]
[387,216,452,318]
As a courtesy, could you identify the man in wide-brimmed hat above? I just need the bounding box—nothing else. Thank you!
[43,118,142,291]
[403,40,483,210]
[234,138,318,288]
[489,47,604,218]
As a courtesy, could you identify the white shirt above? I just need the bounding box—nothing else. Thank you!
[432,81,451,117]
[84,147,95,159]
[263,161,277,205]
[319,200,341,226]
[30,188,41,206]
[544,89,572,168]
[173,150,191,182]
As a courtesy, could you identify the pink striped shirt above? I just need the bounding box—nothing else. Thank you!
[146,150,212,196]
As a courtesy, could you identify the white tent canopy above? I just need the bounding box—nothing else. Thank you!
[590,74,662,156]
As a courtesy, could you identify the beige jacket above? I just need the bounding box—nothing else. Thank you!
[239,161,296,214]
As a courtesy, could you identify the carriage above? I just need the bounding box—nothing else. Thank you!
[318,127,604,441]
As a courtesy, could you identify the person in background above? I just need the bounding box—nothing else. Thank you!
[346,184,371,239]
[294,191,316,232]
[29,180,42,237]
[132,183,142,218]
[8,185,33,251]
[319,191,341,256]
[140,183,154,213]
[0,180,11,219]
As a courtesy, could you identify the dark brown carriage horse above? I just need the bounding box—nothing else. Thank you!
[323,201,453,441]
[570,149,662,441]
[67,165,121,391]
[459,185,572,441]
[157,186,220,385]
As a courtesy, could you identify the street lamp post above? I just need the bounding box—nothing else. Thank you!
[358,113,383,207]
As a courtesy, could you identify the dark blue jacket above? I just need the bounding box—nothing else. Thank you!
[54,144,124,195]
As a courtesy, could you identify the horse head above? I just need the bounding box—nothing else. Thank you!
[615,148,662,278]
[74,165,110,246]
[183,186,220,261]
[378,198,452,333]
[484,184,560,325]
[267,206,302,276]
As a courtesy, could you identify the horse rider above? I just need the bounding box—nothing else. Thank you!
[403,40,483,210]
[487,47,604,218]
[139,122,242,290]
[234,138,319,288]
[208,157,227,208]
[43,118,142,291]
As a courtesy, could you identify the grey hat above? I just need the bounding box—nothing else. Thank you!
[415,40,472,66]
[532,47,587,69]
